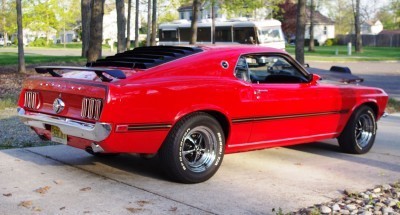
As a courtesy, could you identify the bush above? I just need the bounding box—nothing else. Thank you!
[325,39,334,46]
[324,38,339,46]
[139,40,146,47]
[29,38,54,47]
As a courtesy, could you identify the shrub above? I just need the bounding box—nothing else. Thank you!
[139,40,146,47]
[29,38,54,47]
[325,39,334,46]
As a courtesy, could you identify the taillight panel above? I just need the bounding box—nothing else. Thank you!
[24,91,40,110]
[81,98,103,120]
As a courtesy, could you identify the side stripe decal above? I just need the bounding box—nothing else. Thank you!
[232,110,349,124]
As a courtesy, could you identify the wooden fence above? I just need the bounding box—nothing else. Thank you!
[336,34,400,47]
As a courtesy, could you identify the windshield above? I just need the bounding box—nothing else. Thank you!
[258,27,284,44]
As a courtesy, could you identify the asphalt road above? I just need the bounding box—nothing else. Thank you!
[1,114,399,214]
[309,61,400,100]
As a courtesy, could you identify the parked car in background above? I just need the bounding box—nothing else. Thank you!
[17,45,388,183]
[0,38,12,46]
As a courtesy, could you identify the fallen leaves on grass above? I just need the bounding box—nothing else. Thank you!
[80,187,92,192]
[3,193,12,197]
[18,200,33,208]
[34,186,51,195]
[126,207,143,213]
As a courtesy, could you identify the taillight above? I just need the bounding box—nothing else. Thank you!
[81,98,103,120]
[24,91,40,110]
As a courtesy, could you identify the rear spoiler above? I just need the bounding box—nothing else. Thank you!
[35,66,126,82]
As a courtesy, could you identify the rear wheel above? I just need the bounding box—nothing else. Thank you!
[338,106,376,154]
[159,113,225,183]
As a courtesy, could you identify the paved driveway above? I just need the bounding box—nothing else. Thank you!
[1,115,399,214]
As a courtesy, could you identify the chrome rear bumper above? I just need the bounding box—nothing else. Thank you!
[17,108,111,142]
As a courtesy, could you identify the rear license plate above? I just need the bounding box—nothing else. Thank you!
[51,126,67,144]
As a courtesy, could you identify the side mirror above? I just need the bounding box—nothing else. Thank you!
[310,73,321,84]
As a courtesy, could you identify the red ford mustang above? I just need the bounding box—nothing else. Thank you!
[18,46,388,183]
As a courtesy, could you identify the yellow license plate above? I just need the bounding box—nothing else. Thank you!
[51,126,67,144]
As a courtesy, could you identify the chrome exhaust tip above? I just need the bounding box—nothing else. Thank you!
[91,142,105,153]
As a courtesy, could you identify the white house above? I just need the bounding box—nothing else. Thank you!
[361,20,383,35]
[304,10,335,45]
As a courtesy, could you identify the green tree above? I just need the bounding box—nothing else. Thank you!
[352,0,362,53]
[87,0,105,62]
[1,0,17,46]
[81,0,92,57]
[221,0,283,19]
[150,0,157,45]
[295,0,306,64]
[57,0,80,48]
[24,0,59,45]
[377,0,400,29]
[17,0,25,73]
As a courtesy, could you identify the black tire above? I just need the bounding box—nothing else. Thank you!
[338,106,377,154]
[159,112,225,183]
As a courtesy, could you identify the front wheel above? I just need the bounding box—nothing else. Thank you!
[338,106,377,154]
[159,113,225,183]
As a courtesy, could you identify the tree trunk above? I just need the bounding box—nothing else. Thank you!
[211,0,215,44]
[2,0,7,48]
[134,0,139,48]
[16,0,25,73]
[190,0,201,45]
[308,0,315,52]
[150,0,157,46]
[81,0,92,57]
[87,0,105,62]
[126,0,131,50]
[354,0,362,53]
[116,0,126,53]
[295,0,306,64]
[146,0,151,46]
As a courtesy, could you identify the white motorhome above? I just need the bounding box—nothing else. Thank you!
[159,19,285,50]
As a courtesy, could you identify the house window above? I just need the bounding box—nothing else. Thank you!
[323,26,327,35]
[180,12,184,20]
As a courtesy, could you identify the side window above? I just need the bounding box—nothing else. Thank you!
[235,55,308,84]
[234,57,250,82]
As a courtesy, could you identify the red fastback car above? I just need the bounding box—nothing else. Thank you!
[18,46,388,183]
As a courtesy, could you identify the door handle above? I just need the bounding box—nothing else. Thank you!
[254,89,268,95]
[254,89,268,99]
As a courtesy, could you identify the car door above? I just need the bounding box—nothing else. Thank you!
[242,54,332,145]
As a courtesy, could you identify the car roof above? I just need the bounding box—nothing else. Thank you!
[87,45,288,71]
[198,45,287,55]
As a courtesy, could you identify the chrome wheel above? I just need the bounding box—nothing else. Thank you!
[181,126,217,173]
[355,113,374,149]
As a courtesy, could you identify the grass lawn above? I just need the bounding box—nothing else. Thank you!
[0,52,86,66]
[285,46,400,61]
